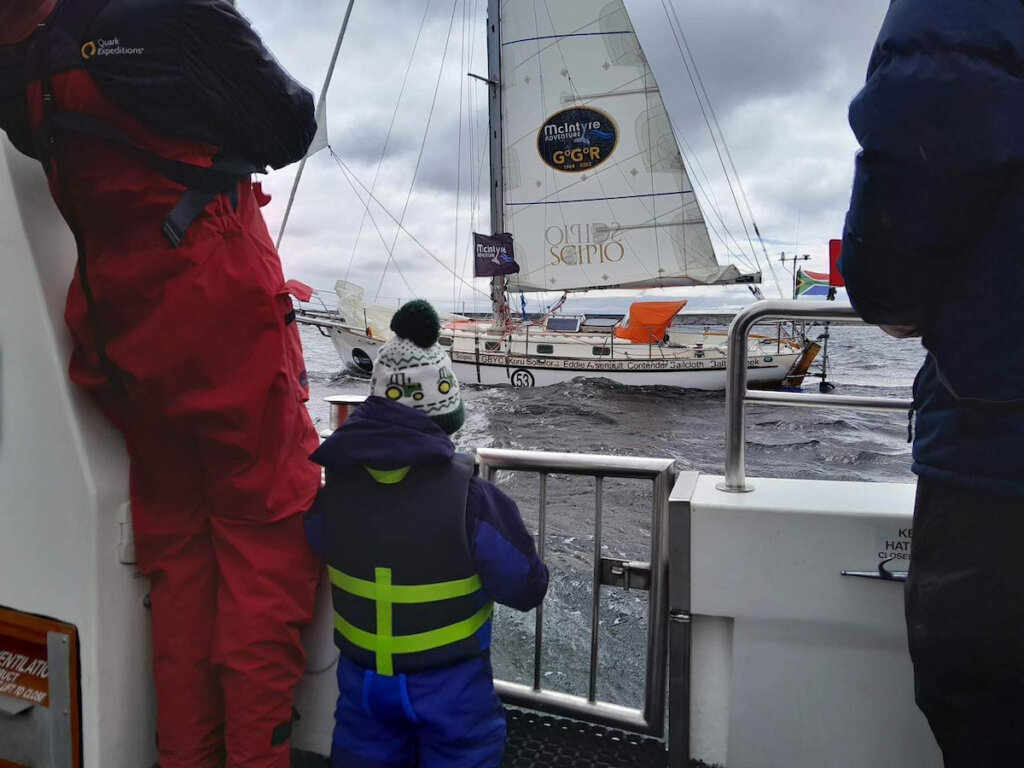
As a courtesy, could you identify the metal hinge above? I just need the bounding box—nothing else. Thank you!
[117,502,136,565]
[599,558,652,591]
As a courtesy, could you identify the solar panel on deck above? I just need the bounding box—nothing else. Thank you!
[580,316,621,329]
[544,316,581,332]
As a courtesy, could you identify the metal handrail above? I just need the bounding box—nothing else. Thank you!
[721,300,913,493]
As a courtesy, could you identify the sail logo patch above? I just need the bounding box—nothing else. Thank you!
[538,107,617,173]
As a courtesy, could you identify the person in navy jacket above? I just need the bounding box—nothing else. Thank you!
[306,300,548,768]
[841,1,1024,763]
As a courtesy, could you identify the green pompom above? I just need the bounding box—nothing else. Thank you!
[391,299,441,348]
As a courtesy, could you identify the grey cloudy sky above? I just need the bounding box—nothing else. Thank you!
[243,0,890,311]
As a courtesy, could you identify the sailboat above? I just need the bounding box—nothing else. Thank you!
[305,0,816,389]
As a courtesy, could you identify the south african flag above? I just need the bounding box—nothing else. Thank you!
[796,268,830,297]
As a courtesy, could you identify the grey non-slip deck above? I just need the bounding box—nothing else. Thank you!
[502,709,667,767]
[292,707,717,767]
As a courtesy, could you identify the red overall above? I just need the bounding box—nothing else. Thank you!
[28,70,322,767]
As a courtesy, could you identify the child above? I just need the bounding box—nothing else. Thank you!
[306,299,549,768]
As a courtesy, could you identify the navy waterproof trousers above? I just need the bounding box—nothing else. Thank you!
[331,653,506,768]
[906,477,1024,766]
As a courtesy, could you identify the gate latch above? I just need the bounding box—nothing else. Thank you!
[599,558,652,591]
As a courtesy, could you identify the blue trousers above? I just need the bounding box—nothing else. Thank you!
[331,654,506,768]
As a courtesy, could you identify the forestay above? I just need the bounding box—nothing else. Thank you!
[499,0,753,293]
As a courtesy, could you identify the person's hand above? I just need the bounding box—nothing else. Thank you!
[879,324,921,339]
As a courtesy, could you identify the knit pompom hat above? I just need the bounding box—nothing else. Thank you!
[370,300,465,435]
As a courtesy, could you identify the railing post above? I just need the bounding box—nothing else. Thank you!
[642,463,674,736]
[324,394,368,436]
[589,476,604,703]
[534,473,548,692]
[667,472,698,766]
[720,308,757,493]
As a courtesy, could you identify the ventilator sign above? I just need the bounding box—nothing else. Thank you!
[0,631,48,706]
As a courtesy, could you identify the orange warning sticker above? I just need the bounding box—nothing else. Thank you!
[0,607,79,767]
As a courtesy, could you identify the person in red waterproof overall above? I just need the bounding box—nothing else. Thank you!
[1,2,322,766]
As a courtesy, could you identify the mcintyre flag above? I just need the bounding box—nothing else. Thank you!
[473,233,520,277]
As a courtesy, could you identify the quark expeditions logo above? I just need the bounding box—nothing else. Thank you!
[537,107,617,173]
[82,37,145,60]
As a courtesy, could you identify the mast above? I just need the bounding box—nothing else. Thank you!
[486,0,509,327]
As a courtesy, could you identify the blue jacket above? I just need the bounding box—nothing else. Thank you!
[841,0,1024,498]
[305,397,549,617]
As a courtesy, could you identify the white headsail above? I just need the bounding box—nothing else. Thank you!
[499,0,755,293]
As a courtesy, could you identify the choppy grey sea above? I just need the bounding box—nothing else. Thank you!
[301,323,923,711]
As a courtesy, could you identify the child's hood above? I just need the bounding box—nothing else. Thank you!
[310,396,455,470]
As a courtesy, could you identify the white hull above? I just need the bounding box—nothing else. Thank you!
[328,323,803,390]
[328,326,383,375]
[447,351,798,389]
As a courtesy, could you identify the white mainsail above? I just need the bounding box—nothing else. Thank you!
[499,0,753,293]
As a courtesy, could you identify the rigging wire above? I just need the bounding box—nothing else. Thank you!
[675,135,759,272]
[657,0,776,293]
[275,0,357,251]
[373,0,462,302]
[343,0,435,286]
[668,4,784,297]
[675,128,732,246]
[663,0,785,297]
[331,149,417,297]
[330,149,489,300]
